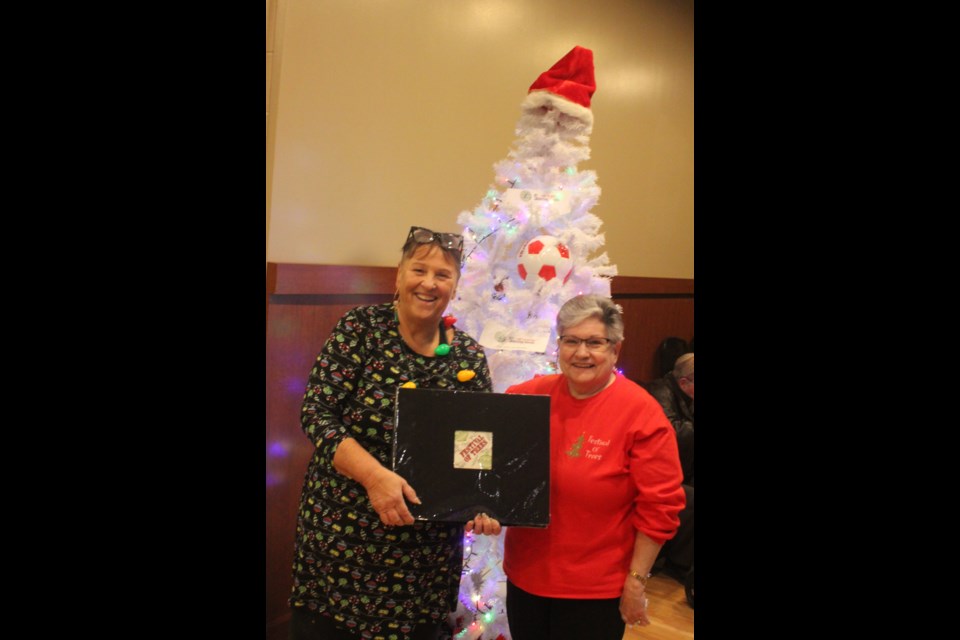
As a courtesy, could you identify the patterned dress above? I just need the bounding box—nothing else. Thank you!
[290,303,493,640]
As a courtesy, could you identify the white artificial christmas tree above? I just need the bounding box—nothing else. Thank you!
[446,46,617,640]
[451,46,616,396]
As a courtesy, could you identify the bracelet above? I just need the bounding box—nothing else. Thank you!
[628,570,650,586]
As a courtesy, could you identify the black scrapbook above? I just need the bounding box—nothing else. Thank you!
[392,387,550,527]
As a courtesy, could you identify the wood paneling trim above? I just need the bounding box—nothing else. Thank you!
[267,264,694,297]
[611,275,694,296]
[268,262,397,296]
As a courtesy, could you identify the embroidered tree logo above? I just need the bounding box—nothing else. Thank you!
[566,433,586,457]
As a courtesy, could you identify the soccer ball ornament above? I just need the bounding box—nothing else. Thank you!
[517,235,573,287]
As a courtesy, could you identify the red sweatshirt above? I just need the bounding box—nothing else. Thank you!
[503,374,685,598]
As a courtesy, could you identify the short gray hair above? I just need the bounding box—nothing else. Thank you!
[556,294,625,343]
[673,353,694,380]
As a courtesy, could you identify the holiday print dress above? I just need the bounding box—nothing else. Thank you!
[290,303,493,640]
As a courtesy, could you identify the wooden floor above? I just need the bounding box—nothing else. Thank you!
[622,574,694,640]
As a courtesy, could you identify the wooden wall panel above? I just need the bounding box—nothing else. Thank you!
[265,264,693,639]
[266,263,395,640]
[612,275,695,383]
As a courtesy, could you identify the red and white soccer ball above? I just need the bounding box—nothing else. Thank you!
[517,235,573,286]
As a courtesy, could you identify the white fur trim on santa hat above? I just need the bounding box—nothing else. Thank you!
[521,90,594,130]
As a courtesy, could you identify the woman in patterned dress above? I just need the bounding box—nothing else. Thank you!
[288,227,500,640]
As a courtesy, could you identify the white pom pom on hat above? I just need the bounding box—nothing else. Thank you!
[521,46,596,128]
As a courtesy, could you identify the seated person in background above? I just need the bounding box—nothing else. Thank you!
[645,353,694,604]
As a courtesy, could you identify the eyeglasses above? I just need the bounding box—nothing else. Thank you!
[558,336,614,351]
[407,226,464,254]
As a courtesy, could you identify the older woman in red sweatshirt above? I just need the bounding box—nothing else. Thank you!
[503,294,686,640]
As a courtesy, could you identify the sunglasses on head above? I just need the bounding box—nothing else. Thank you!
[407,226,464,253]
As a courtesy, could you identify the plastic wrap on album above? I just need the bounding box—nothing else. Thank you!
[392,387,550,527]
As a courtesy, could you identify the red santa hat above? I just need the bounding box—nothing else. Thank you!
[521,46,596,127]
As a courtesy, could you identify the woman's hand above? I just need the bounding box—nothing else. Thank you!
[619,575,651,627]
[465,513,501,535]
[362,466,421,526]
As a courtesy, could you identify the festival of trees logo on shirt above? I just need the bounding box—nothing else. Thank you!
[566,433,611,460]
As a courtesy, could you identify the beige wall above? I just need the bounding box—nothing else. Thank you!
[266,0,693,279]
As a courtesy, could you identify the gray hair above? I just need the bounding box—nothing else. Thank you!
[673,353,694,380]
[556,294,625,344]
